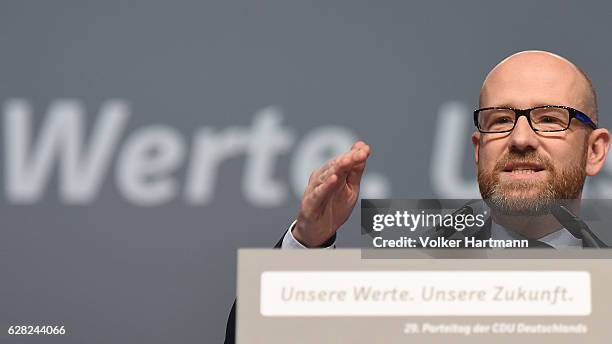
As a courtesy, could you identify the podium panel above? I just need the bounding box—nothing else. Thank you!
[237,249,612,343]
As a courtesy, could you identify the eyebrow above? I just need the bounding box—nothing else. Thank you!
[484,102,564,109]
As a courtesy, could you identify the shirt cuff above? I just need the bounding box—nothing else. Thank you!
[281,220,337,249]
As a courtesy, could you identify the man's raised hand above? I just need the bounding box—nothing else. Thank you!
[292,141,371,247]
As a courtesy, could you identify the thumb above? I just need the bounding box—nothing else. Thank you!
[346,162,366,189]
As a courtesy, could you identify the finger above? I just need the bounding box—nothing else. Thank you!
[308,147,367,213]
[347,146,370,188]
[331,150,365,192]
[339,145,370,177]
[351,144,370,164]
[347,162,367,189]
[306,156,338,193]
[316,151,353,188]
[307,144,368,193]
[352,140,366,150]
[333,148,365,175]
[303,173,338,213]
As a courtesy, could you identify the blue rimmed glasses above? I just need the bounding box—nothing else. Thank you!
[474,105,597,133]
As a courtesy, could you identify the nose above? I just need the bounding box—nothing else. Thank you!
[507,116,540,152]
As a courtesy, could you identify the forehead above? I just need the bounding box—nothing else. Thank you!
[480,54,587,110]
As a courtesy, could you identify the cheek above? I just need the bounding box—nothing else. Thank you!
[477,142,504,171]
[560,152,586,170]
[543,140,587,169]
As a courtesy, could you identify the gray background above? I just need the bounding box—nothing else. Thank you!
[1,1,612,343]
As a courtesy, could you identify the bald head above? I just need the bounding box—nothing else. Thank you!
[480,50,598,123]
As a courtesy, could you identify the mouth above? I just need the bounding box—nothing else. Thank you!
[499,162,546,180]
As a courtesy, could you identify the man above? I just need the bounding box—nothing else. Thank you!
[224,50,610,343]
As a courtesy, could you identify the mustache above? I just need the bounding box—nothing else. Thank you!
[493,150,554,173]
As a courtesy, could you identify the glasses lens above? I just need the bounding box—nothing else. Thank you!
[530,107,570,131]
[478,108,515,132]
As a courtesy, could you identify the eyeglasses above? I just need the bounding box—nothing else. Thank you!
[474,105,597,133]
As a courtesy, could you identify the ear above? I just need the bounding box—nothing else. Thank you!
[585,128,611,176]
[471,131,480,165]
